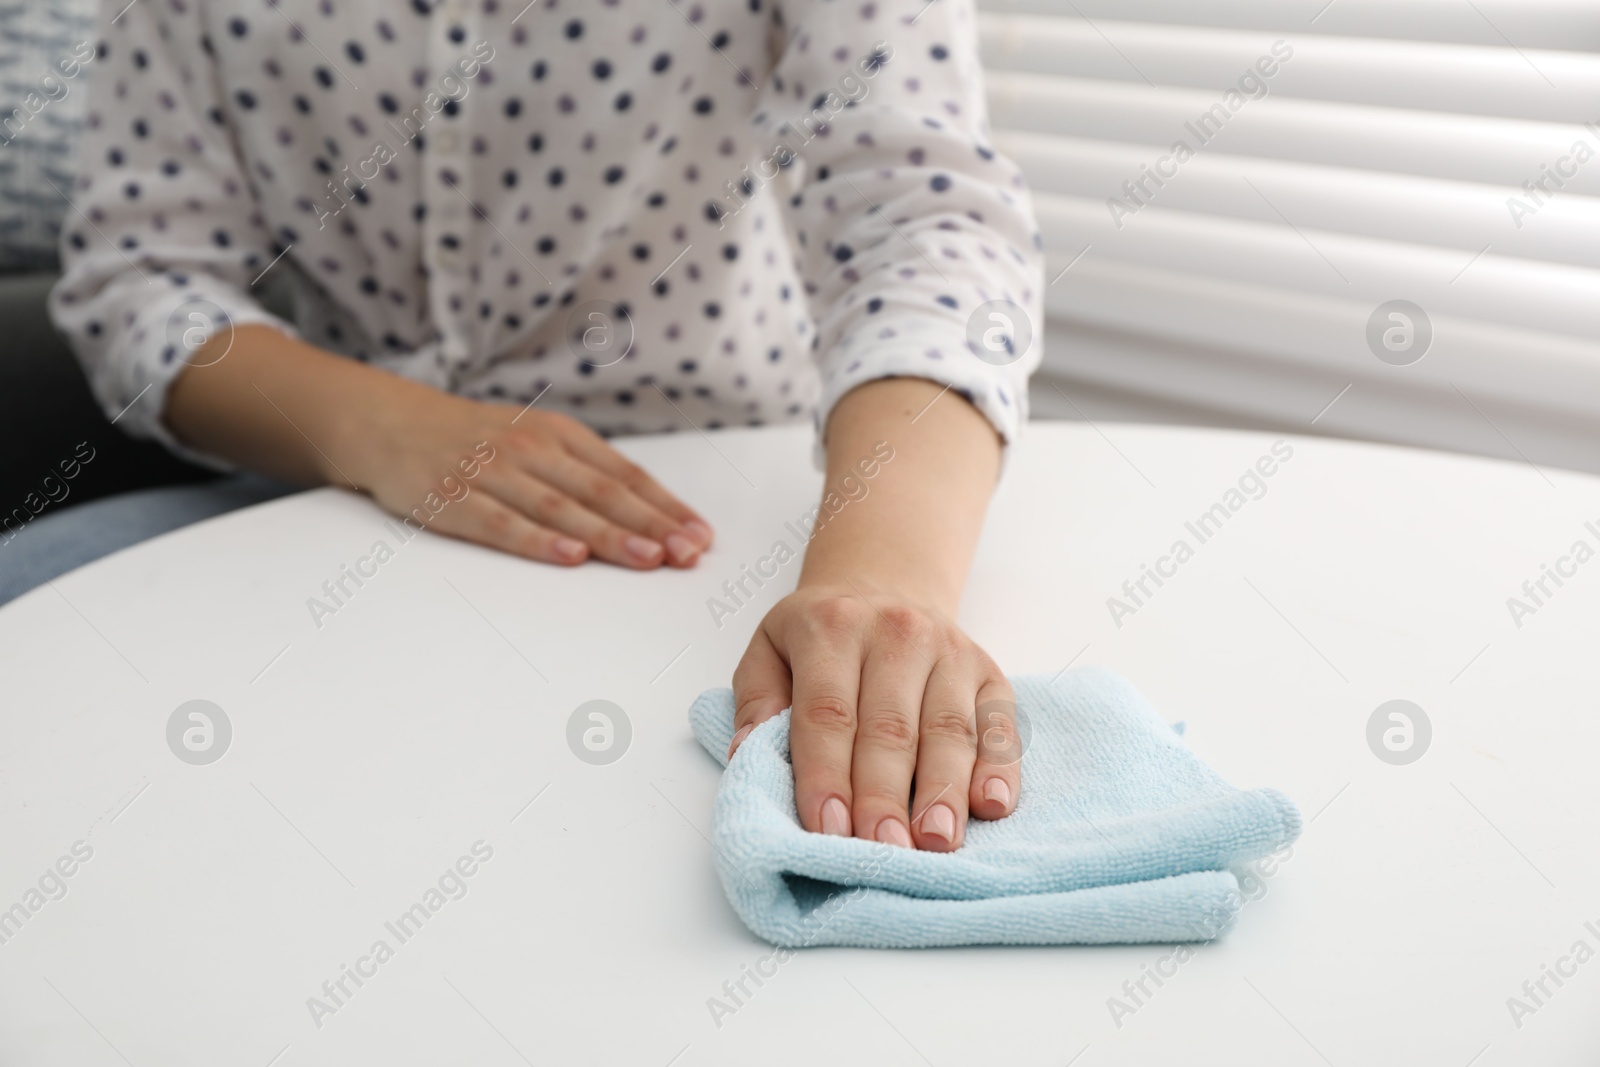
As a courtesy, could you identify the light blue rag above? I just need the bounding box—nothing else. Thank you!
[688,667,1301,948]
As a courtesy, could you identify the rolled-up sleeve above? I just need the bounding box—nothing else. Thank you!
[760,0,1044,451]
[49,0,295,465]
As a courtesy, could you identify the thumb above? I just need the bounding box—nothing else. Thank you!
[728,627,791,760]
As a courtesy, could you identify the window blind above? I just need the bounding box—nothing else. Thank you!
[979,0,1600,473]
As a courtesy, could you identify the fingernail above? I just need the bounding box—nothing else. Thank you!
[875,818,912,849]
[664,532,699,565]
[624,535,664,564]
[553,537,587,563]
[684,519,714,547]
[821,797,851,837]
[920,803,956,843]
[726,724,753,759]
[983,778,1011,808]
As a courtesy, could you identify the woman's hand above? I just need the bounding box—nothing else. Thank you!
[730,583,1020,851]
[721,376,1015,851]
[166,324,712,570]
[339,387,714,569]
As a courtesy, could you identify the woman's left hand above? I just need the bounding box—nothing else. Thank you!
[729,582,1020,852]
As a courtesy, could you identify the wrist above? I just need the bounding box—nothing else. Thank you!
[797,555,964,618]
[323,367,447,490]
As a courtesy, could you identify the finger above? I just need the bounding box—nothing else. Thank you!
[556,421,714,548]
[909,661,978,852]
[728,628,791,759]
[420,488,589,566]
[482,467,666,569]
[787,601,866,838]
[849,612,935,849]
[533,451,705,568]
[968,672,1021,821]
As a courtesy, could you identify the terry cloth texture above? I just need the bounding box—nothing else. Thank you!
[688,667,1300,948]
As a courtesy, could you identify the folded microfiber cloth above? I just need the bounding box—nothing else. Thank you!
[688,667,1301,948]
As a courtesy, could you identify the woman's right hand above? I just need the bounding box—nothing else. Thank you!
[167,324,711,570]
[335,386,714,569]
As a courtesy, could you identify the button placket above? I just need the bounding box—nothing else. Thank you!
[425,8,470,364]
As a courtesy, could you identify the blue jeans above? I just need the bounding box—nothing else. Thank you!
[0,474,299,607]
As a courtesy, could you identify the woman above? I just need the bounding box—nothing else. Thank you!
[48,0,1043,852]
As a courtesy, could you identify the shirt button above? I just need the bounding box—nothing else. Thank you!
[435,129,460,154]
[438,249,462,273]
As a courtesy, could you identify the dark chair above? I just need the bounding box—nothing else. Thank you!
[0,271,285,513]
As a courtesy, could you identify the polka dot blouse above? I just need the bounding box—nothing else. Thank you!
[51,0,1043,463]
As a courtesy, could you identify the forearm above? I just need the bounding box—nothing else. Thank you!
[799,378,1002,616]
[164,324,436,487]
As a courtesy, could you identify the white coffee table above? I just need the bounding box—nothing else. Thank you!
[1,422,1594,1066]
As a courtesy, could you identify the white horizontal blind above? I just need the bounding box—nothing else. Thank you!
[979,0,1600,473]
